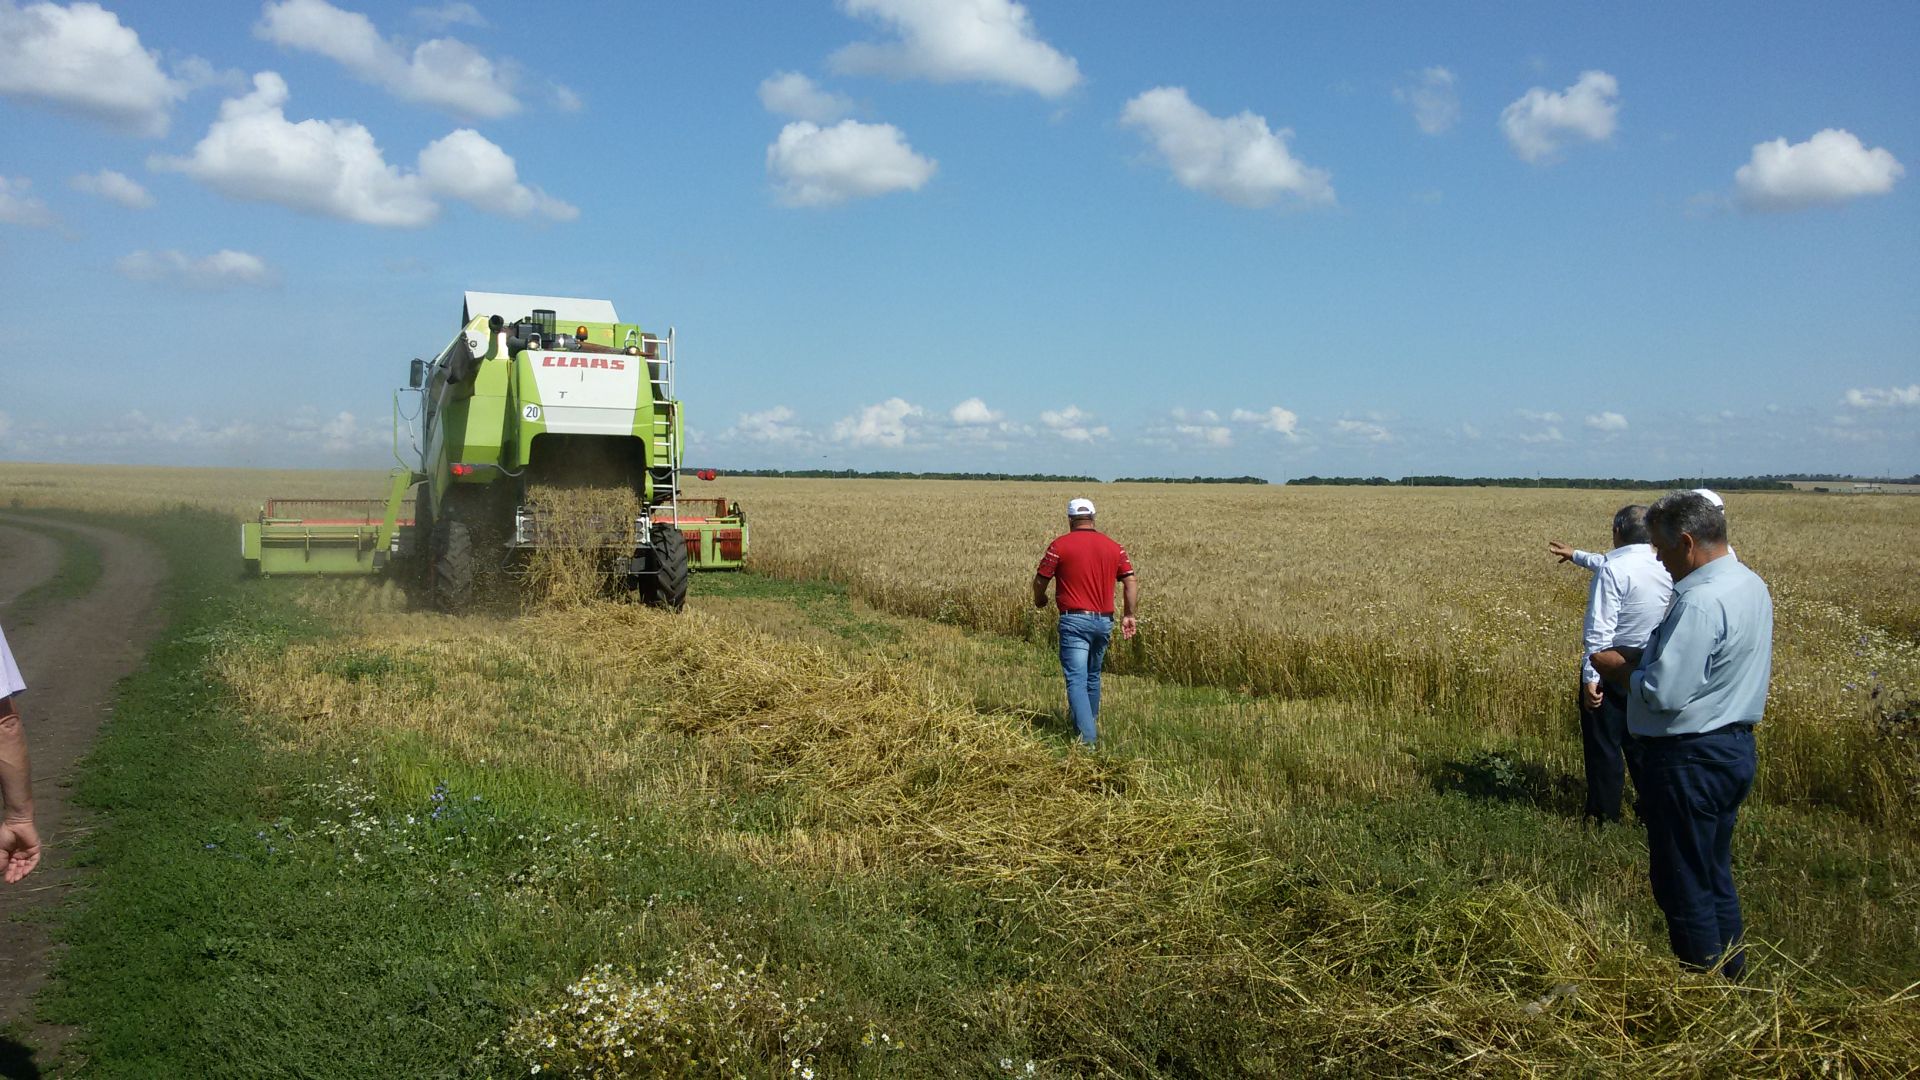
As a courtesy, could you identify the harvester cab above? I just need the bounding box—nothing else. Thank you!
[240,291,748,611]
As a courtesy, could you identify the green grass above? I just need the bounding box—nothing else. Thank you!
[36,523,1062,1076]
[0,513,106,627]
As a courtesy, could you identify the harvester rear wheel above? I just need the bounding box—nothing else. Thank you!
[431,516,476,613]
[638,524,689,611]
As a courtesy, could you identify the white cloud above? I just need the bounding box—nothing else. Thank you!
[155,74,570,227]
[950,397,1002,425]
[256,0,519,118]
[833,397,923,447]
[729,405,809,444]
[0,176,55,226]
[1231,406,1300,438]
[1517,426,1565,444]
[830,0,1080,99]
[0,0,187,136]
[154,73,435,226]
[1334,418,1394,443]
[1040,404,1107,443]
[171,56,249,96]
[411,1,485,29]
[1844,384,1920,409]
[311,410,378,452]
[1585,411,1629,432]
[766,119,937,207]
[1159,408,1232,447]
[550,83,582,112]
[759,71,853,123]
[69,168,154,208]
[90,410,259,449]
[1518,409,1562,423]
[10,407,383,460]
[0,0,186,136]
[115,248,276,288]
[417,129,577,220]
[1120,86,1334,208]
[1734,129,1904,212]
[1500,70,1618,164]
[1460,422,1481,440]
[1170,422,1232,447]
[1395,66,1459,135]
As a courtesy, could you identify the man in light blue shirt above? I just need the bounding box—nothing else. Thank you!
[1562,505,1672,823]
[1592,491,1772,979]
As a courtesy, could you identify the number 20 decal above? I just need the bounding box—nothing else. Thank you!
[523,404,542,420]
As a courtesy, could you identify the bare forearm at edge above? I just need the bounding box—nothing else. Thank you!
[0,706,32,821]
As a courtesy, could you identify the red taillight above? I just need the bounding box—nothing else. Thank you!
[450,463,476,477]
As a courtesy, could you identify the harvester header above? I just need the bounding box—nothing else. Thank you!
[241,291,747,610]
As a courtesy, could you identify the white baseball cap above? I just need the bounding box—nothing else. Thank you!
[1690,488,1725,509]
[1067,497,1096,518]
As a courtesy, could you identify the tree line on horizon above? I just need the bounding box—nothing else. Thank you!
[713,468,1102,483]
[1285,475,1798,490]
[702,469,1915,488]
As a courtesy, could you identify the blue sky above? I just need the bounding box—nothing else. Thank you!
[1,0,1914,479]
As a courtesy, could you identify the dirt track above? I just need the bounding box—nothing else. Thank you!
[0,517,163,1070]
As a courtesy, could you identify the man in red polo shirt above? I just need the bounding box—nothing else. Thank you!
[1032,497,1138,746]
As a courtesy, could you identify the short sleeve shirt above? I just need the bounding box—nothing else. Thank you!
[0,621,24,699]
[1036,530,1134,614]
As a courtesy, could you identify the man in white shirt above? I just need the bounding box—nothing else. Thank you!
[1559,505,1674,823]
[0,619,38,883]
[1550,488,1730,571]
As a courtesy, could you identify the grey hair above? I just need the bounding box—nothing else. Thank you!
[1611,504,1651,546]
[1647,490,1728,547]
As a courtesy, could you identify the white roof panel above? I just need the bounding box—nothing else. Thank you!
[463,291,620,326]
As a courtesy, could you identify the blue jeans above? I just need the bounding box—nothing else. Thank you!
[1057,613,1112,745]
[1638,725,1756,978]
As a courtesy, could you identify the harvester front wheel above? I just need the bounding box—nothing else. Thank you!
[407,483,433,593]
[431,516,476,613]
[638,524,689,611]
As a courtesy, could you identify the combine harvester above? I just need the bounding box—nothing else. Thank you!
[241,291,747,611]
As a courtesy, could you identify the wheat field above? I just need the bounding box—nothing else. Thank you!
[732,478,1920,825]
[8,464,1918,1074]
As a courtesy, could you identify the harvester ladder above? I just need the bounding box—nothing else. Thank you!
[648,327,678,523]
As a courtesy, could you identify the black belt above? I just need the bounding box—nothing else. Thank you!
[1060,609,1113,617]
[1636,722,1756,744]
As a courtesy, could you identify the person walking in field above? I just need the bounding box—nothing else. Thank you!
[0,619,40,884]
[1591,491,1771,979]
[1558,505,1672,824]
[1032,498,1138,746]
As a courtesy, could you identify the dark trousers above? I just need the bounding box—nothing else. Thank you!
[1639,725,1756,978]
[1579,682,1641,822]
